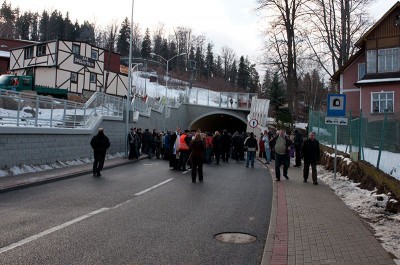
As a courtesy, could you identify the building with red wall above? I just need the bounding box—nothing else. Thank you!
[331,2,400,120]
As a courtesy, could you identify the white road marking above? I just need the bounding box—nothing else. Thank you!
[0,178,175,254]
[134,178,174,196]
[0,208,108,254]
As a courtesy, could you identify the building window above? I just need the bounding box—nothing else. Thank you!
[72,44,80,55]
[24,47,34,59]
[71,72,78,83]
[37,44,46,56]
[366,50,377,73]
[378,48,399,72]
[91,49,98,60]
[90,73,96,83]
[371,92,394,113]
[358,63,365,80]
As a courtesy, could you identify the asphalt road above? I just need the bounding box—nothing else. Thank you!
[0,158,273,265]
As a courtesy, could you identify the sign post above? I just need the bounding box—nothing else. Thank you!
[326,94,347,179]
[249,118,258,134]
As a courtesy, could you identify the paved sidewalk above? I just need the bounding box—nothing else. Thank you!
[261,160,396,265]
[0,157,141,193]
[0,157,396,264]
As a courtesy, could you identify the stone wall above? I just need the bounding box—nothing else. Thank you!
[320,146,400,214]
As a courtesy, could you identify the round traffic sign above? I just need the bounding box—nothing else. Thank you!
[249,119,258,128]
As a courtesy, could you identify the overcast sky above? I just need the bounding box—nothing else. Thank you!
[8,0,398,66]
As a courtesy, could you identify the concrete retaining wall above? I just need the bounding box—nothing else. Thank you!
[0,105,189,169]
[0,103,247,169]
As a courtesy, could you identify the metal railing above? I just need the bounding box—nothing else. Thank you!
[0,87,254,129]
[0,89,126,129]
[186,89,256,110]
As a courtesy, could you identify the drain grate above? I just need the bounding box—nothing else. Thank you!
[214,232,257,244]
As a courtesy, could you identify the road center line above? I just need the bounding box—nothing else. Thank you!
[0,207,109,255]
[134,178,175,196]
[0,178,175,254]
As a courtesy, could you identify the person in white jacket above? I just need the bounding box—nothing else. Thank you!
[262,130,271,164]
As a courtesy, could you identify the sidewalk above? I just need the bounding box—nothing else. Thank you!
[261,159,396,265]
[0,157,140,193]
[0,157,396,264]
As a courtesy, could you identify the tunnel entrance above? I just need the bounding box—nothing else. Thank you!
[189,113,247,133]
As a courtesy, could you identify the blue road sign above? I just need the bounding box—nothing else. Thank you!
[327,94,346,117]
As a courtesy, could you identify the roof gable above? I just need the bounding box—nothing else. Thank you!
[356,1,400,47]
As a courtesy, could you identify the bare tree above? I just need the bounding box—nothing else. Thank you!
[173,26,192,57]
[103,21,119,92]
[221,45,236,80]
[304,0,373,76]
[152,23,165,56]
[132,23,143,57]
[256,0,309,118]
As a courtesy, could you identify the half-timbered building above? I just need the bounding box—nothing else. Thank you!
[9,39,128,97]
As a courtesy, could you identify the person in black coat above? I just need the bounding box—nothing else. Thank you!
[189,133,206,183]
[90,128,110,177]
[301,131,321,185]
[212,131,222,164]
[142,129,154,159]
[293,129,303,167]
[220,129,232,162]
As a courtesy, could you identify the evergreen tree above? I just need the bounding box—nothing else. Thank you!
[168,41,177,71]
[30,12,39,41]
[141,28,152,59]
[15,11,31,40]
[71,20,81,41]
[152,33,163,57]
[237,56,249,90]
[228,60,237,88]
[116,17,130,57]
[49,10,64,40]
[261,70,272,98]
[268,72,286,113]
[0,1,16,38]
[214,55,223,78]
[189,46,195,61]
[79,21,95,44]
[160,38,169,61]
[195,46,204,81]
[248,63,260,93]
[64,12,75,40]
[204,43,214,78]
[39,10,50,41]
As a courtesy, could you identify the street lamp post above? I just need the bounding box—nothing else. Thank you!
[150,52,186,131]
[125,0,135,158]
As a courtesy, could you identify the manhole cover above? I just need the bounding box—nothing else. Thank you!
[214,233,257,243]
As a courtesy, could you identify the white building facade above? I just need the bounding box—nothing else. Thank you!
[9,40,128,97]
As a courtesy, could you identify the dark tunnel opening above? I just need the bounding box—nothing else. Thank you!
[189,114,247,133]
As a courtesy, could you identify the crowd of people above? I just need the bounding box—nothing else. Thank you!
[123,127,320,184]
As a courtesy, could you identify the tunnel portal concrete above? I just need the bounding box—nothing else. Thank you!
[188,110,248,133]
